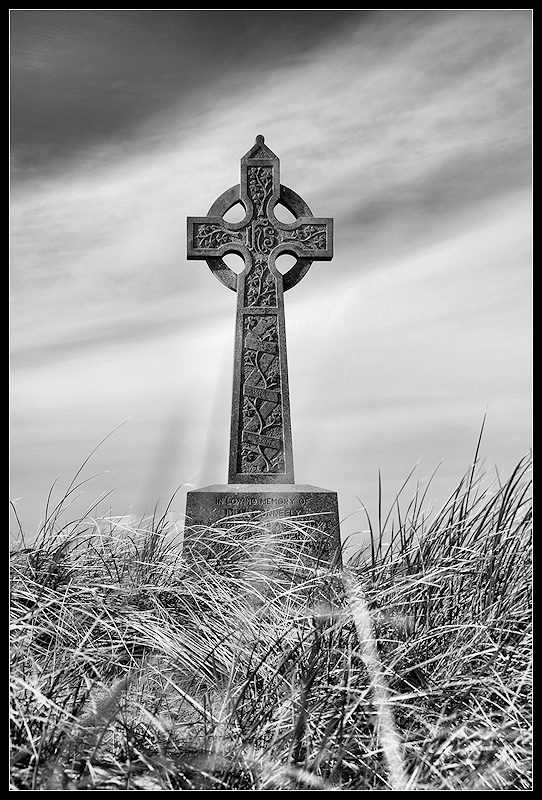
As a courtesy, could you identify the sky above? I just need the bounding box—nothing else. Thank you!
[10,10,532,554]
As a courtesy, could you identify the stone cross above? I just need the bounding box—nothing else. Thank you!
[187,135,333,484]
[185,137,341,568]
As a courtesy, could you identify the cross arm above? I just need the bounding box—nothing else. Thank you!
[276,216,333,261]
[187,216,248,260]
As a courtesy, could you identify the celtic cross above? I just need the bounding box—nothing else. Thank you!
[187,136,333,484]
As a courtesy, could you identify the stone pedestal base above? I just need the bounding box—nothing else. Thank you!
[184,484,342,569]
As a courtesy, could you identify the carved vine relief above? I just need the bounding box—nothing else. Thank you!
[237,168,283,474]
[239,315,284,474]
[194,220,327,253]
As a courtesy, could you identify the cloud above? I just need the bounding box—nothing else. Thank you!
[10,10,362,174]
[12,12,530,314]
[10,10,531,539]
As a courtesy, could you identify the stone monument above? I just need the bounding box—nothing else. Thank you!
[184,136,341,567]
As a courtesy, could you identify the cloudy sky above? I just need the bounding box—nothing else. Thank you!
[10,10,532,551]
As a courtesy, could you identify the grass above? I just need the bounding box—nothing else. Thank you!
[10,451,532,790]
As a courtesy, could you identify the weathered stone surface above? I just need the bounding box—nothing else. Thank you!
[185,484,341,568]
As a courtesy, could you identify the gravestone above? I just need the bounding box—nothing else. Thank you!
[184,136,341,568]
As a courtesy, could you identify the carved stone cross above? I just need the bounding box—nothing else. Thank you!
[187,135,333,484]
